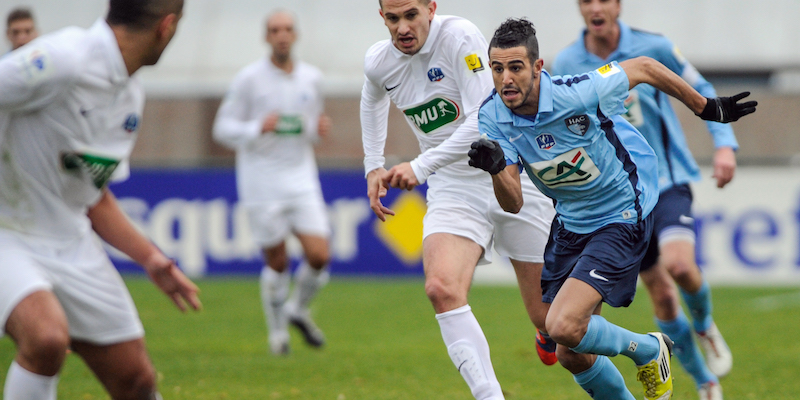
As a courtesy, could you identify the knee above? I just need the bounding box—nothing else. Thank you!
[424,277,463,311]
[661,256,698,288]
[546,314,586,349]
[305,248,330,270]
[17,324,69,374]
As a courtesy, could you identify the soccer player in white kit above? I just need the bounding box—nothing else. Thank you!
[213,10,332,356]
[0,1,200,399]
[361,1,554,398]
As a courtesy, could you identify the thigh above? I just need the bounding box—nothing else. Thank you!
[490,179,554,263]
[640,184,695,272]
[422,232,483,293]
[511,260,548,329]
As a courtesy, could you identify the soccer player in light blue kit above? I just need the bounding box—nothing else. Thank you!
[551,2,738,398]
[468,18,756,400]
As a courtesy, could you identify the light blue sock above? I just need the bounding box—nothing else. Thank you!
[571,315,659,366]
[681,280,713,333]
[573,356,635,399]
[656,311,718,388]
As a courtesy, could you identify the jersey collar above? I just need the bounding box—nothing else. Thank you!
[91,19,129,84]
[390,14,442,58]
[494,70,554,127]
[576,19,632,63]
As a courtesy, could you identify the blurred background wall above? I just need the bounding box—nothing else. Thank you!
[4,0,799,168]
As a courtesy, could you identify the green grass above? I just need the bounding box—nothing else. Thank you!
[2,278,800,399]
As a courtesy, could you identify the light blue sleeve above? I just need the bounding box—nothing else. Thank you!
[655,38,738,150]
[589,61,630,118]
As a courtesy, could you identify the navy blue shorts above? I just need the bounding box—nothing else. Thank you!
[541,213,653,308]
[640,184,695,272]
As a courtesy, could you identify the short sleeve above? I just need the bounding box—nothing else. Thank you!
[590,61,630,118]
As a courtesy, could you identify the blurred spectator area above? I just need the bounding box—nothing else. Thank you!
[134,75,800,169]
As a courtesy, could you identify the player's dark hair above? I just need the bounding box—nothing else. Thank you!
[106,0,184,30]
[379,0,430,9]
[6,7,34,29]
[489,18,540,64]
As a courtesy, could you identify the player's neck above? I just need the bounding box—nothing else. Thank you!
[584,25,620,60]
[271,54,294,74]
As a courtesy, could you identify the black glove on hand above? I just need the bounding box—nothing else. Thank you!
[468,138,506,175]
[698,91,758,123]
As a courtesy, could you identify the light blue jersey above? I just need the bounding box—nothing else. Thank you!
[551,21,738,192]
[479,63,658,234]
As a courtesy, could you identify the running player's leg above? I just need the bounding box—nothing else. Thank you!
[492,180,555,366]
[248,203,293,354]
[72,339,160,400]
[3,291,67,400]
[425,232,503,400]
[261,243,291,354]
[286,233,330,348]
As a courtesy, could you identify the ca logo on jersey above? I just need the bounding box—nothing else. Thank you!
[464,54,485,73]
[61,152,121,189]
[564,114,590,136]
[403,98,461,134]
[529,147,601,188]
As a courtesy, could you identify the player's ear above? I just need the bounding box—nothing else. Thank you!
[428,1,437,19]
[533,58,544,78]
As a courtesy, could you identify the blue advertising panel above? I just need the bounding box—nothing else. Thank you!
[108,168,428,277]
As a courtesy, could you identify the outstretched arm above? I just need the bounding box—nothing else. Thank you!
[619,56,757,122]
[87,188,201,312]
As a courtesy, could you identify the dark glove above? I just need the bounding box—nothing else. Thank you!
[697,91,758,123]
[468,138,506,175]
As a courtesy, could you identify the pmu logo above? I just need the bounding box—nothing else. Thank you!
[565,114,590,136]
[122,114,140,133]
[403,97,461,134]
[536,133,556,150]
[427,67,445,82]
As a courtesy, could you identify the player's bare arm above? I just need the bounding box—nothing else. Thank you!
[367,168,395,221]
[713,146,736,188]
[87,188,201,312]
[619,56,757,122]
[318,114,332,138]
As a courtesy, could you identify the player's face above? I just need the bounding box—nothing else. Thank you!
[489,46,544,115]
[6,18,38,50]
[266,12,297,60]
[579,0,621,40]
[380,0,436,55]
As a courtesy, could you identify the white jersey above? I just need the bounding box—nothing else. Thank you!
[0,19,143,242]
[213,59,325,205]
[361,14,492,182]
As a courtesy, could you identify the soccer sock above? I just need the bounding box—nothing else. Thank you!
[573,356,635,400]
[436,305,504,400]
[260,266,290,336]
[287,262,330,313]
[656,311,717,388]
[681,280,714,333]
[571,315,659,366]
[3,361,58,400]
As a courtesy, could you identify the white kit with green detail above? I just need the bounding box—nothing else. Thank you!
[361,14,496,183]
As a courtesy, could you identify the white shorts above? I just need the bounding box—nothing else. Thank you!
[245,192,331,248]
[0,230,144,345]
[423,173,554,264]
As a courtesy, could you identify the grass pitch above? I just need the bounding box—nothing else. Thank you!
[2,278,799,399]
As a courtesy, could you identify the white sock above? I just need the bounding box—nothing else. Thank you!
[287,262,329,314]
[260,267,290,337]
[3,361,58,400]
[436,305,504,400]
